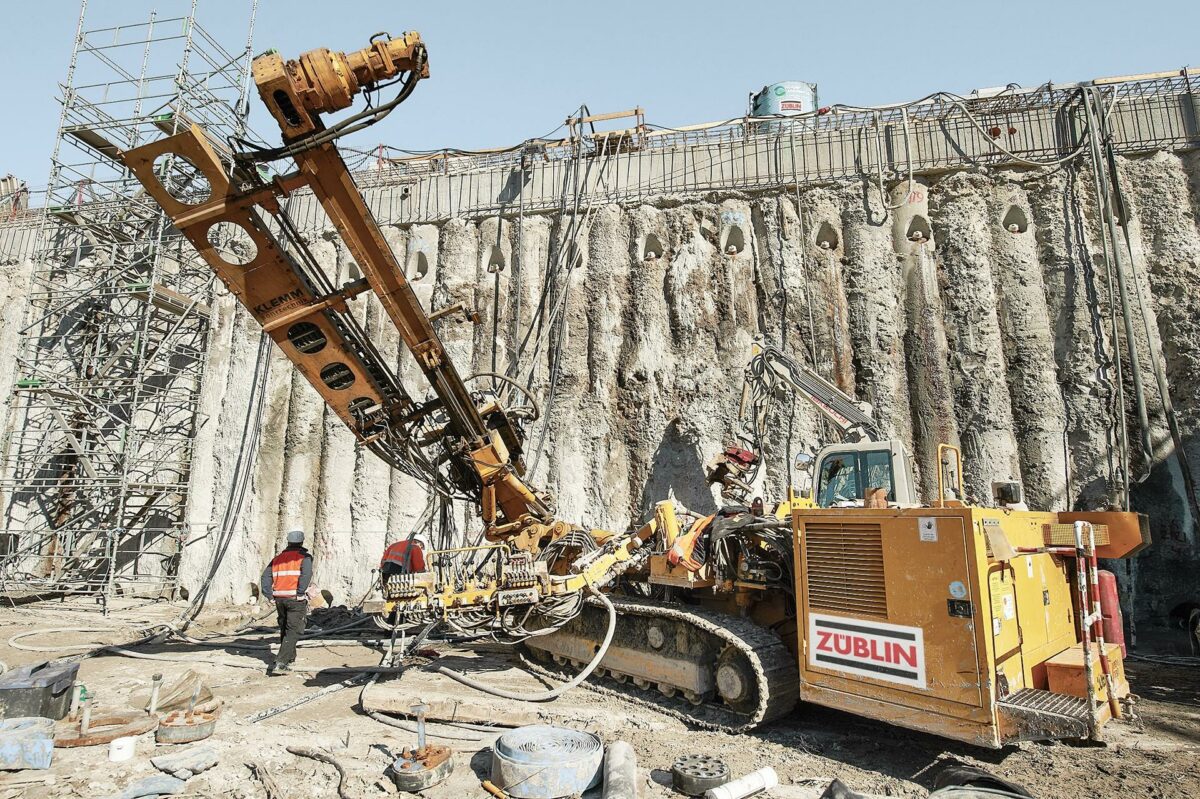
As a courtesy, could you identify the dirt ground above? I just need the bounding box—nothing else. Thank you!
[0,599,1196,799]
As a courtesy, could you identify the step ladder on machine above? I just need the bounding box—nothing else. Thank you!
[1006,520,1126,741]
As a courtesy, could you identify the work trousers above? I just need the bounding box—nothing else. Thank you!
[274,597,308,665]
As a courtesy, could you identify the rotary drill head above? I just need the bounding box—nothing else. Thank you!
[253,31,429,138]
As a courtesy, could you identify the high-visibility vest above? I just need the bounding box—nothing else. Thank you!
[270,548,306,598]
[381,540,426,572]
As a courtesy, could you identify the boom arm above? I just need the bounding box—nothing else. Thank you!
[256,39,556,542]
[746,343,878,443]
[116,33,675,627]
[708,340,877,500]
[121,34,550,546]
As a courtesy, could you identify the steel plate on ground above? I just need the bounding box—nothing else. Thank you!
[672,753,731,796]
[491,725,602,799]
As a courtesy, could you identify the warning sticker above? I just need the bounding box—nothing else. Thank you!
[918,517,938,542]
[809,613,927,689]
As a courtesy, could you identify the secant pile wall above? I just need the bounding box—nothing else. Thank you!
[179,150,1200,623]
[0,231,34,450]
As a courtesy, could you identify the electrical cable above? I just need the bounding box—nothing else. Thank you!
[365,710,489,742]
[357,620,490,741]
[363,118,569,162]
[514,144,615,475]
[1092,87,1200,523]
[505,113,613,391]
[1081,92,1133,509]
[1080,89,1153,491]
[1127,653,1200,667]
[8,627,140,653]
[7,606,394,679]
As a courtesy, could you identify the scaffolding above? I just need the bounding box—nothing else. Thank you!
[0,2,256,607]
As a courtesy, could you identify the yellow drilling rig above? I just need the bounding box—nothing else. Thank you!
[118,32,1147,748]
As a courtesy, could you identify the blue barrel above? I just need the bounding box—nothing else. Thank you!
[751,81,818,125]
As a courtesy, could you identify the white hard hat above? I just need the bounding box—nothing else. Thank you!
[286,529,305,545]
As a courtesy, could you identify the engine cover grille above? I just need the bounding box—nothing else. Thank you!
[803,521,888,617]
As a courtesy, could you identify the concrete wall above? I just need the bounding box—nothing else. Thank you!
[174,151,1200,625]
[0,224,37,476]
[282,78,1200,227]
[3,76,1200,626]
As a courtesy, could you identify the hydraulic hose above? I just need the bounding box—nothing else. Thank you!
[8,627,148,653]
[9,612,376,653]
[464,371,542,420]
[434,584,615,702]
[6,612,391,676]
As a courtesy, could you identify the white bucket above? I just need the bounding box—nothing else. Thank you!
[108,736,136,762]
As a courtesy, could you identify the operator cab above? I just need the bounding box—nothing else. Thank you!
[805,439,918,508]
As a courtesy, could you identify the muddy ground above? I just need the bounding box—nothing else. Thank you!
[0,599,1196,799]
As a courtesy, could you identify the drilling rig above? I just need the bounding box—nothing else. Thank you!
[118,32,1148,748]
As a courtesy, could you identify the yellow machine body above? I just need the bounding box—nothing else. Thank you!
[791,505,1145,747]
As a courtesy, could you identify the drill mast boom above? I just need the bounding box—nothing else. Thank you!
[118,33,665,626]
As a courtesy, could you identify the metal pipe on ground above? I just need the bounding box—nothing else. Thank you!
[705,766,778,799]
[481,780,509,798]
[602,741,637,799]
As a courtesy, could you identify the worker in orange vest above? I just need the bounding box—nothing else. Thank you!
[259,529,314,675]
[380,534,427,578]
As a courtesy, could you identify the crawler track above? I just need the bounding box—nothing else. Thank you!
[523,596,798,733]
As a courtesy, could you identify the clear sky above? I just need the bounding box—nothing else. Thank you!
[2,0,1196,188]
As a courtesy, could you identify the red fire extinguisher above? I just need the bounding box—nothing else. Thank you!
[1098,569,1126,657]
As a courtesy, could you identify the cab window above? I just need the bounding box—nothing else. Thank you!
[817,453,858,506]
[815,449,896,506]
[863,449,896,501]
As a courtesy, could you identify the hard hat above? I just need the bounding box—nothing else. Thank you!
[286,529,305,545]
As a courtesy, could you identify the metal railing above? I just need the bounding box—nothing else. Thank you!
[269,69,1200,228]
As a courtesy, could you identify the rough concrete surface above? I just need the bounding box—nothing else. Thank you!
[3,153,1200,625]
[161,154,1200,625]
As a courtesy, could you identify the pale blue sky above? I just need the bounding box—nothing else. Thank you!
[2,0,1196,187]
